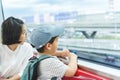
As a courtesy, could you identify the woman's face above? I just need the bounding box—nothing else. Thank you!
[19,25,27,44]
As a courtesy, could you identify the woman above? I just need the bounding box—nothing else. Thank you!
[0,17,34,80]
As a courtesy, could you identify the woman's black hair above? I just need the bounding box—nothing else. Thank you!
[1,16,24,45]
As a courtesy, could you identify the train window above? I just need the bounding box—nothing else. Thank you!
[1,0,120,68]
[0,0,4,43]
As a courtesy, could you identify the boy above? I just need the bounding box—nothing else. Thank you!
[30,25,78,80]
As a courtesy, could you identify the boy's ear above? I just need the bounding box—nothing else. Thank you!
[45,43,52,50]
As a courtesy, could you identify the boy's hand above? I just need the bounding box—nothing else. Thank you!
[60,49,70,57]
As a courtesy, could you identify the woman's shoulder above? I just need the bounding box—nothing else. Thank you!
[21,42,33,49]
[23,42,32,46]
[0,43,2,46]
[0,43,4,49]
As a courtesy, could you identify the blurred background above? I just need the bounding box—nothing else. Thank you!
[0,0,120,73]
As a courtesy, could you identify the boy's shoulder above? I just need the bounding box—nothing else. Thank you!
[20,55,52,80]
[39,56,61,65]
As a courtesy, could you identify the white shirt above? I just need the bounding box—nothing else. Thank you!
[37,56,68,80]
[0,42,34,78]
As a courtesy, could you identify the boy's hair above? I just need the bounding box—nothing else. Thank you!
[30,24,64,49]
[1,16,24,45]
[36,36,57,53]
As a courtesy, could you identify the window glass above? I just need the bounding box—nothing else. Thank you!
[2,0,120,68]
[0,0,4,43]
